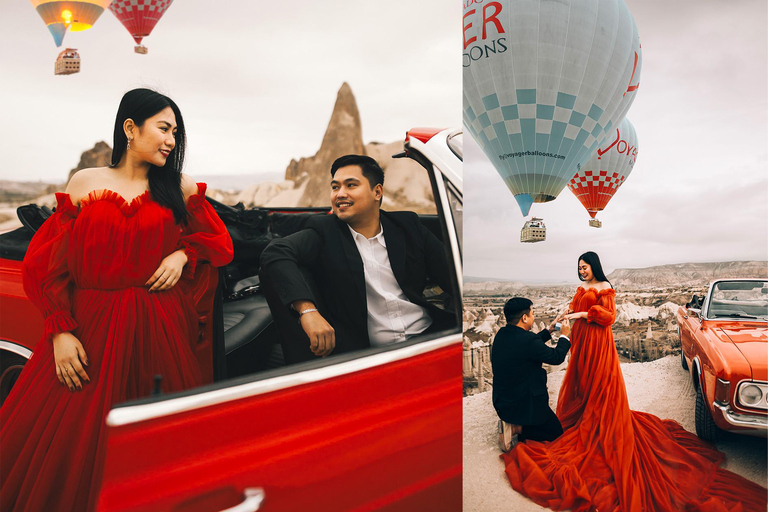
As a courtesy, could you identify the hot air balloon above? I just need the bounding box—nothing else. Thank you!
[463,0,642,220]
[109,0,174,54]
[567,117,638,227]
[31,0,112,47]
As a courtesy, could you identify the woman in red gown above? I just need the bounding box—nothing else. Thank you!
[501,251,767,512]
[0,89,233,511]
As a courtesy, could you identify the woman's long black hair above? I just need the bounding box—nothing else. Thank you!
[578,251,613,288]
[109,88,188,225]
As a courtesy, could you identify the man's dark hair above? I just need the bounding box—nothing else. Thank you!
[330,154,385,190]
[504,297,533,325]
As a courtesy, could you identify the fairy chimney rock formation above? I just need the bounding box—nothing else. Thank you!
[68,141,112,183]
[287,82,365,207]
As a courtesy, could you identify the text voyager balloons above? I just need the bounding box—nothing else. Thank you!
[567,117,638,224]
[463,0,642,217]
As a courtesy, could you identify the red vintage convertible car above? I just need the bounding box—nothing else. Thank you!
[0,128,463,512]
[678,278,768,442]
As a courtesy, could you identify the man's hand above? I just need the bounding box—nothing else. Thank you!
[547,311,565,332]
[293,300,335,357]
[559,318,571,337]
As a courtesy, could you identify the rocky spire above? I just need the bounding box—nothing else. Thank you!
[285,82,365,207]
[68,141,112,183]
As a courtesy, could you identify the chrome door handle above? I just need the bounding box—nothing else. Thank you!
[218,488,265,512]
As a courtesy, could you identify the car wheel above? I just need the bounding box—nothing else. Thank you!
[695,383,721,443]
[678,326,688,370]
[0,351,27,406]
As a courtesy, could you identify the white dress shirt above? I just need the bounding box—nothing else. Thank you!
[348,224,432,347]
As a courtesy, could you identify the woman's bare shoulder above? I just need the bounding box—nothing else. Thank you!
[65,167,112,200]
[180,173,199,200]
[594,281,612,291]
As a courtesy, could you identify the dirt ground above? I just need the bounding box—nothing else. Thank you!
[463,355,768,511]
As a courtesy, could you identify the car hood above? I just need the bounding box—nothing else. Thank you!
[718,325,768,380]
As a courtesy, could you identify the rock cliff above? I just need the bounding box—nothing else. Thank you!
[288,82,364,207]
[68,141,112,182]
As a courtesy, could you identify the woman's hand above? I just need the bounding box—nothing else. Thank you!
[564,312,588,321]
[146,249,188,292]
[52,332,89,391]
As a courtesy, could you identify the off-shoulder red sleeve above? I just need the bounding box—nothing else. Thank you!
[178,183,233,279]
[586,289,616,327]
[21,193,78,341]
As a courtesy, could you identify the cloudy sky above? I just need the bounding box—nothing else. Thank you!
[464,0,768,282]
[0,1,459,182]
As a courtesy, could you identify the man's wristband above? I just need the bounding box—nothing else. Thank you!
[299,308,318,316]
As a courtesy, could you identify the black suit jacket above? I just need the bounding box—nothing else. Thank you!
[260,211,455,356]
[491,325,571,425]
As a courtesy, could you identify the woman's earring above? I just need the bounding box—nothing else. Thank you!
[127,138,132,150]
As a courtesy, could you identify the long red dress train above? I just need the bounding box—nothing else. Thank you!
[0,184,233,512]
[502,287,768,512]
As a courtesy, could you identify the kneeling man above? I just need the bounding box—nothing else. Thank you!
[492,297,571,447]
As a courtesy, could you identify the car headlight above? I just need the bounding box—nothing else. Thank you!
[739,384,764,407]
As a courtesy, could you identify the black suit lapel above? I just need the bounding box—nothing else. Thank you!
[381,212,407,291]
[334,216,367,307]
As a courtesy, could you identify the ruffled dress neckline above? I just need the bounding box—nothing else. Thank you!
[54,183,208,218]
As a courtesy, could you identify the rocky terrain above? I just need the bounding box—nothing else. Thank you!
[0,83,435,232]
[463,261,768,396]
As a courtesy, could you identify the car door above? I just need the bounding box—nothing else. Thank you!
[97,336,462,512]
[96,150,463,512]
[680,304,702,361]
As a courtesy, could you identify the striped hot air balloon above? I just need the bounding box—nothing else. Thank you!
[30,0,112,47]
[567,117,638,227]
[109,0,174,54]
[463,0,642,218]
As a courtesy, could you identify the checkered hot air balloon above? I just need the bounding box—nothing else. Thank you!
[109,0,174,54]
[567,117,638,227]
[30,0,112,47]
[463,0,642,218]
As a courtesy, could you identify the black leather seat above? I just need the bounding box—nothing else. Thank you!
[222,294,283,377]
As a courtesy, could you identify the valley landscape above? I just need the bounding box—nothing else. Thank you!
[463,261,768,396]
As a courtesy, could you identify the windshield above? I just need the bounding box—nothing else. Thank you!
[447,130,463,161]
[708,281,768,320]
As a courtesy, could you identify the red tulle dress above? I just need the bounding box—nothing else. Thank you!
[0,184,233,512]
[502,287,768,512]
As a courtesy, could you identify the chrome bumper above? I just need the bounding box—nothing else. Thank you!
[714,403,768,430]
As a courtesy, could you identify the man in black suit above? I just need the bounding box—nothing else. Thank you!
[492,297,571,447]
[260,154,455,363]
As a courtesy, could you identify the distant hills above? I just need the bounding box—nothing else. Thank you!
[465,261,767,294]
[606,261,767,288]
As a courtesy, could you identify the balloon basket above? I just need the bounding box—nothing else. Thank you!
[54,48,80,75]
[521,217,546,243]
[134,45,148,54]
[588,218,602,228]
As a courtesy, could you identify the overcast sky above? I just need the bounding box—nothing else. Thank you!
[0,1,459,182]
[464,0,768,282]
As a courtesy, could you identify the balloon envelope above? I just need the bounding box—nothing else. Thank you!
[463,0,642,216]
[567,117,638,218]
[47,22,67,46]
[109,0,174,46]
[31,0,111,34]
